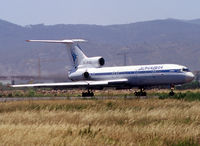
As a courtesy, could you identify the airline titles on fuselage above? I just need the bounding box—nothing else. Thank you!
[138,66,163,71]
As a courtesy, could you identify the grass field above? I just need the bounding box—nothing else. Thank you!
[0,98,200,145]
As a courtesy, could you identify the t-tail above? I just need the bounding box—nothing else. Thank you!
[27,39,105,70]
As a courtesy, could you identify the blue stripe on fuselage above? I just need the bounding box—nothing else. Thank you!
[90,69,182,76]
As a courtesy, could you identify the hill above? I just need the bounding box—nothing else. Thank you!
[188,19,200,25]
[0,18,200,77]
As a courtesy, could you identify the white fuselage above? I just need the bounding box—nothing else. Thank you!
[69,64,194,87]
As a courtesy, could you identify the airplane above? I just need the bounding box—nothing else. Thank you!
[11,39,195,97]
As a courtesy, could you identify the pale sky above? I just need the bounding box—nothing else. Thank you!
[0,0,200,26]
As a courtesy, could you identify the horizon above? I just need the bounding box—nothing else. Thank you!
[1,17,200,27]
[1,0,200,26]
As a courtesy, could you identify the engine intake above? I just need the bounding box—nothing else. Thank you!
[99,57,105,66]
[83,71,90,79]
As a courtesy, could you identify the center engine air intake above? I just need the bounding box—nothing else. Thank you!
[99,57,105,66]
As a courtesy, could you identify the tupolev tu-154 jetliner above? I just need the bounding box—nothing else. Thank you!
[11,39,195,96]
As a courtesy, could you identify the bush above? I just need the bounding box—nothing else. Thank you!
[176,81,199,90]
[27,90,36,97]
[157,91,200,101]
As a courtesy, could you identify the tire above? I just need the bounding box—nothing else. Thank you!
[169,91,175,96]
[82,92,87,97]
[90,92,94,97]
[142,92,147,96]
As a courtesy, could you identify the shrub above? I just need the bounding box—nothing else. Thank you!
[27,90,36,97]
[157,92,200,101]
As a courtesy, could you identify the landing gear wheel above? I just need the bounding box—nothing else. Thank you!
[169,85,175,96]
[134,92,147,96]
[82,92,87,97]
[142,92,147,96]
[89,92,94,97]
[82,90,94,97]
[134,88,147,96]
[169,91,175,96]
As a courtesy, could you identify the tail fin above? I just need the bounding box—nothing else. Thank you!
[68,44,88,69]
[27,39,88,69]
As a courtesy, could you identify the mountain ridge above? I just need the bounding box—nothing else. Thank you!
[0,18,200,76]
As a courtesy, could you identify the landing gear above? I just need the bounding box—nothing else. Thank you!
[82,89,94,97]
[134,87,147,96]
[169,85,175,96]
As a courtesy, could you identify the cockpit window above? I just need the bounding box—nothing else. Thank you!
[182,68,190,72]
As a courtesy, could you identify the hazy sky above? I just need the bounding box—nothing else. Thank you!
[0,0,200,26]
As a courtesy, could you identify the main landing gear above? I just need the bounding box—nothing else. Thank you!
[169,85,175,96]
[134,87,147,96]
[82,89,94,97]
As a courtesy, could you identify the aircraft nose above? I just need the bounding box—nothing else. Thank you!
[185,72,195,82]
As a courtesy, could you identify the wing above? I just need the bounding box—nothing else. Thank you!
[11,79,128,89]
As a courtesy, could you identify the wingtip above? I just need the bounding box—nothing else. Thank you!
[7,84,12,88]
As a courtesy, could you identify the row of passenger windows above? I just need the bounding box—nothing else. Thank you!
[90,68,190,76]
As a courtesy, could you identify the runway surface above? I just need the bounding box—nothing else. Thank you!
[0,97,71,102]
[0,96,148,102]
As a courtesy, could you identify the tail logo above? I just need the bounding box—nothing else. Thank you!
[72,52,77,62]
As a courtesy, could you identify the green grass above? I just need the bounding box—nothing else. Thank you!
[157,91,200,101]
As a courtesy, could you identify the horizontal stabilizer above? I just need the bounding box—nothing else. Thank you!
[26,39,87,44]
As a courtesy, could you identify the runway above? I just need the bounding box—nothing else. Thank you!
[0,97,71,102]
[0,96,146,102]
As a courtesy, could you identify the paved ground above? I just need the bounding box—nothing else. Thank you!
[0,97,71,102]
[0,96,147,102]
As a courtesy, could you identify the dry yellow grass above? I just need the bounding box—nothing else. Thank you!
[0,99,200,145]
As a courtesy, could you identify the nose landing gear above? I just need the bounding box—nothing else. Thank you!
[169,85,175,96]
